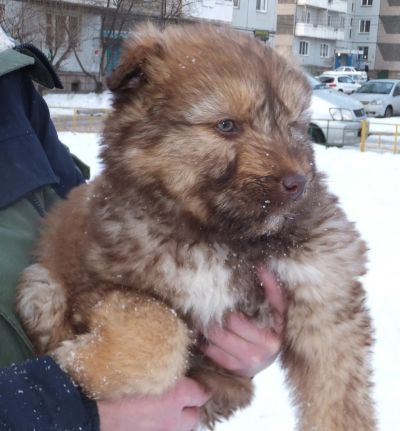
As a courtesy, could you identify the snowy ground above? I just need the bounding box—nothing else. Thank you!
[60,128,400,430]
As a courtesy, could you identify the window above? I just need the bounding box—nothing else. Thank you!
[359,19,371,33]
[305,11,311,24]
[358,46,369,60]
[320,43,329,57]
[256,0,267,12]
[233,0,239,7]
[299,40,309,56]
[46,13,81,49]
[327,15,332,27]
[361,0,373,5]
[393,84,400,97]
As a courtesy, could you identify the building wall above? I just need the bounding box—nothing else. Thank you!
[0,0,173,92]
[232,0,277,45]
[184,0,233,23]
[347,0,380,72]
[275,0,345,74]
[275,0,296,55]
[376,0,400,77]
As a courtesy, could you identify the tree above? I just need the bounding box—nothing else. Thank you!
[1,0,192,92]
[1,0,83,73]
[72,0,188,93]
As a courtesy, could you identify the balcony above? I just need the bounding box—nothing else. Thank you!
[295,22,345,40]
[297,0,347,13]
[327,0,347,13]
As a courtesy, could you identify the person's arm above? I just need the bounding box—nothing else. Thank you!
[0,356,99,430]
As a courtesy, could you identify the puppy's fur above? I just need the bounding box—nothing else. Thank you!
[17,24,376,430]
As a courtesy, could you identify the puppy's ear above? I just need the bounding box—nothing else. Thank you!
[107,25,163,92]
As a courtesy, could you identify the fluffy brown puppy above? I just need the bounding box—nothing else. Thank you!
[17,23,376,430]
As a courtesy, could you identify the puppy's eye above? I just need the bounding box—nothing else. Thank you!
[216,119,237,134]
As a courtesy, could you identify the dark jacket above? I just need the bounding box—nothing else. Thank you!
[0,357,99,430]
[0,58,99,429]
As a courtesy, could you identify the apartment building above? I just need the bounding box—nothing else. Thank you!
[2,0,399,90]
[334,0,380,75]
[376,0,400,78]
[275,0,348,75]
[231,0,277,45]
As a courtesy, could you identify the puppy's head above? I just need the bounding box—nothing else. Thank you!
[102,23,315,240]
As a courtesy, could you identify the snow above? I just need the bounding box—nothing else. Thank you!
[0,27,14,52]
[44,92,112,117]
[58,121,400,430]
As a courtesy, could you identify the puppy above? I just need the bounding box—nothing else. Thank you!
[17,23,376,430]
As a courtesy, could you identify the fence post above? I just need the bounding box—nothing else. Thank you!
[72,109,78,132]
[393,124,399,154]
[360,120,367,152]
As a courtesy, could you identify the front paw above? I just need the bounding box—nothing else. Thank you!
[52,291,191,399]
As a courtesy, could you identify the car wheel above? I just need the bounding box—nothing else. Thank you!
[308,125,326,145]
[384,106,393,118]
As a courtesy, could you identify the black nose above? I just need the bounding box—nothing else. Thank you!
[281,173,307,201]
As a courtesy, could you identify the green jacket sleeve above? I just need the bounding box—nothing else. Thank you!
[0,187,60,367]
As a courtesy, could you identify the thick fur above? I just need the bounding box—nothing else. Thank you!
[17,24,376,430]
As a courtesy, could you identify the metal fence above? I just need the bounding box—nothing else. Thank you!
[51,108,110,133]
[360,120,400,154]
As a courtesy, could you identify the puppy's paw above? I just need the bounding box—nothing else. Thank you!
[52,290,191,399]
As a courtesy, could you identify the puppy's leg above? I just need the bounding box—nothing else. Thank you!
[283,281,376,431]
[16,264,72,354]
[189,356,254,429]
[52,290,190,399]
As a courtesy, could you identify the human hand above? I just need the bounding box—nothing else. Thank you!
[201,266,287,378]
[97,376,210,431]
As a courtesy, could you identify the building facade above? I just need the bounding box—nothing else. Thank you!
[275,0,348,75]
[376,0,400,78]
[2,0,400,90]
[336,0,380,74]
[231,0,277,46]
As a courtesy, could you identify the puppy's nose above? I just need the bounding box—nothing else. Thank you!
[281,173,307,201]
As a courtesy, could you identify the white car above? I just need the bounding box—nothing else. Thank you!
[307,76,367,147]
[317,74,361,94]
[322,67,368,83]
[351,79,400,117]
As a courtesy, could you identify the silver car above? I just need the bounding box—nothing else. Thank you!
[351,79,400,117]
[307,76,367,147]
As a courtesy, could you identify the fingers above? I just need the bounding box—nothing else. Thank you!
[224,312,271,344]
[179,407,200,431]
[202,339,244,372]
[174,377,211,408]
[204,322,281,376]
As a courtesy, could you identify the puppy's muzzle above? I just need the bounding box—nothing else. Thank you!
[281,173,307,201]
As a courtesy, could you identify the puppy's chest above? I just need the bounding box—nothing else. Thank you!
[157,242,255,331]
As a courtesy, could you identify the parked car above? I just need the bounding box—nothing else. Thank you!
[333,66,368,83]
[320,68,367,84]
[351,79,400,117]
[317,74,361,94]
[307,75,367,147]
